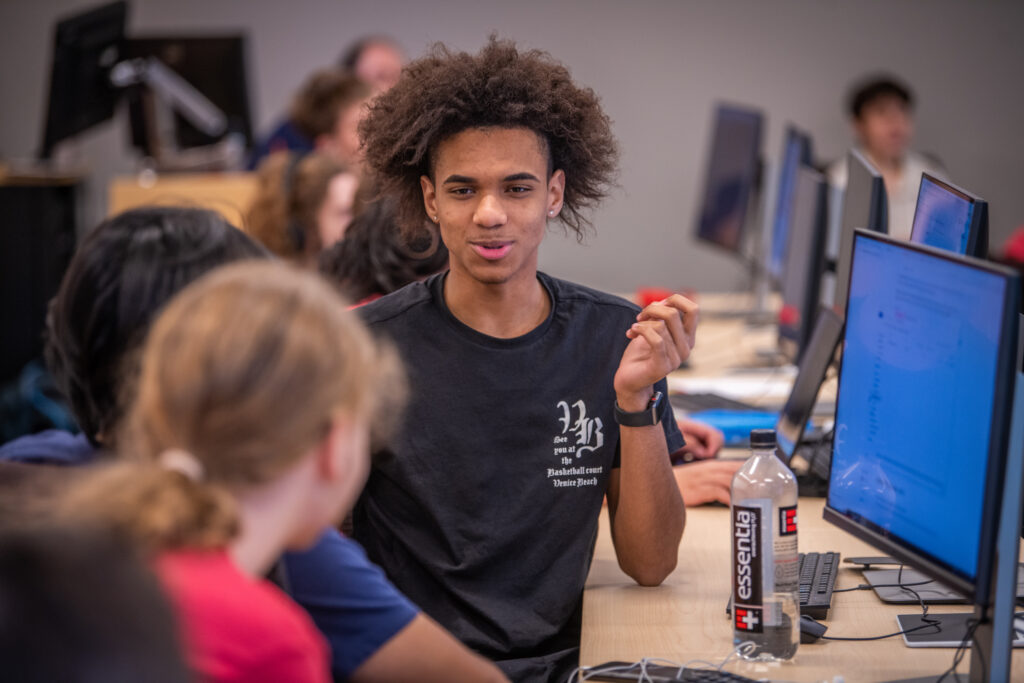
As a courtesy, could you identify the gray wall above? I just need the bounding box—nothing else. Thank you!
[3,0,1022,293]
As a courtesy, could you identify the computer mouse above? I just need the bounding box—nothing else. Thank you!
[800,614,828,643]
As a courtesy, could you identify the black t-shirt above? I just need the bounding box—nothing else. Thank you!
[354,272,684,682]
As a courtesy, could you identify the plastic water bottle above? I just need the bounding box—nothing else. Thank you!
[730,428,799,660]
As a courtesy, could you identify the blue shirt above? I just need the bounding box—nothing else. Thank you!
[246,119,314,170]
[0,429,418,679]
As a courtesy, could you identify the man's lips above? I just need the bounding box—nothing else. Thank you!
[471,241,513,260]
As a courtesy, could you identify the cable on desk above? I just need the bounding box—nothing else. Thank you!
[822,564,941,642]
[566,641,766,682]
[935,616,982,683]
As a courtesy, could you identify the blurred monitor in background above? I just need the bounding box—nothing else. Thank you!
[123,35,254,156]
[910,173,989,257]
[767,125,814,284]
[827,74,944,241]
[693,103,764,255]
[39,0,127,159]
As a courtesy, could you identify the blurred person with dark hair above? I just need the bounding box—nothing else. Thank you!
[319,195,449,305]
[0,206,506,683]
[248,68,371,170]
[0,206,267,462]
[0,525,190,683]
[339,35,405,93]
[827,74,944,239]
[248,152,361,265]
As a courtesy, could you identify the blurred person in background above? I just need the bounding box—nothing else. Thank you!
[319,194,449,306]
[340,35,406,93]
[827,74,944,240]
[248,68,371,170]
[248,152,361,266]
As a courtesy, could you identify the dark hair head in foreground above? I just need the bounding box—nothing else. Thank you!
[0,525,190,683]
[44,206,268,445]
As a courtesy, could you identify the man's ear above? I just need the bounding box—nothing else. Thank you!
[421,175,438,223]
[547,169,566,216]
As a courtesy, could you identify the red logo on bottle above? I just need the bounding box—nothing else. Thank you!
[780,505,797,536]
[735,607,763,633]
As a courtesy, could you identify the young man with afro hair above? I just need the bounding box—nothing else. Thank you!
[352,38,696,681]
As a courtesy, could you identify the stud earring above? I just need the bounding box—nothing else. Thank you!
[433,215,438,222]
[549,209,556,216]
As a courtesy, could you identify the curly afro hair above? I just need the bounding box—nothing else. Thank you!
[359,36,619,241]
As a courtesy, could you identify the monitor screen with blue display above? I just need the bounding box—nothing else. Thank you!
[910,173,987,257]
[768,127,812,281]
[824,230,1018,604]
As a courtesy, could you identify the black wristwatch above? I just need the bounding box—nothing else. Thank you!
[614,391,666,427]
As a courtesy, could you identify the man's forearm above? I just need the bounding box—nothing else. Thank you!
[609,424,685,586]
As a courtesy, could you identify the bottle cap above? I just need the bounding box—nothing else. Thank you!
[750,429,776,448]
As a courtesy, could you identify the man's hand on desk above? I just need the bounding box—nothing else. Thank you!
[675,419,725,460]
[672,459,742,506]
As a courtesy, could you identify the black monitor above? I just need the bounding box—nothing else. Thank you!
[910,173,989,258]
[778,167,828,363]
[776,307,842,464]
[831,150,888,318]
[694,104,764,254]
[123,35,254,152]
[40,1,128,159]
[825,230,1020,674]
[767,126,813,282]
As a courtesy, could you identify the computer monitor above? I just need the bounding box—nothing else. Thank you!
[694,104,764,254]
[910,173,989,258]
[767,126,813,282]
[123,35,254,152]
[831,150,888,318]
[778,167,828,363]
[825,230,1021,675]
[776,307,842,463]
[40,0,128,159]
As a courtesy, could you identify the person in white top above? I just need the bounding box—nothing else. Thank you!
[827,75,944,241]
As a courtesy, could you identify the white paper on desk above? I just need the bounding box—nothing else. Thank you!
[667,373,795,402]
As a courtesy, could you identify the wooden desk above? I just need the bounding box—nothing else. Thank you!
[108,172,258,229]
[581,498,1024,681]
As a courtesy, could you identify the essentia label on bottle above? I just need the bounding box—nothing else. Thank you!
[732,504,764,634]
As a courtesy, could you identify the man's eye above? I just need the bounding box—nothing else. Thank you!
[450,187,473,196]
[507,185,532,194]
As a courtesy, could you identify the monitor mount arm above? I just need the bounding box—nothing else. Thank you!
[110,57,240,171]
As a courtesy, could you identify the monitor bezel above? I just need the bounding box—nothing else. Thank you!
[910,172,988,258]
[768,124,814,283]
[823,229,1020,606]
[693,103,764,255]
[776,307,843,463]
[778,165,828,363]
[831,149,888,320]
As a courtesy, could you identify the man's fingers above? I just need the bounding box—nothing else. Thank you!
[631,321,680,369]
[636,295,698,356]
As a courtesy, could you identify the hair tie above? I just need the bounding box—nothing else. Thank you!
[159,449,205,482]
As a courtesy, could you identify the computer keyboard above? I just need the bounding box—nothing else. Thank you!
[799,551,839,619]
[725,551,840,620]
[669,392,760,413]
[582,662,761,682]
